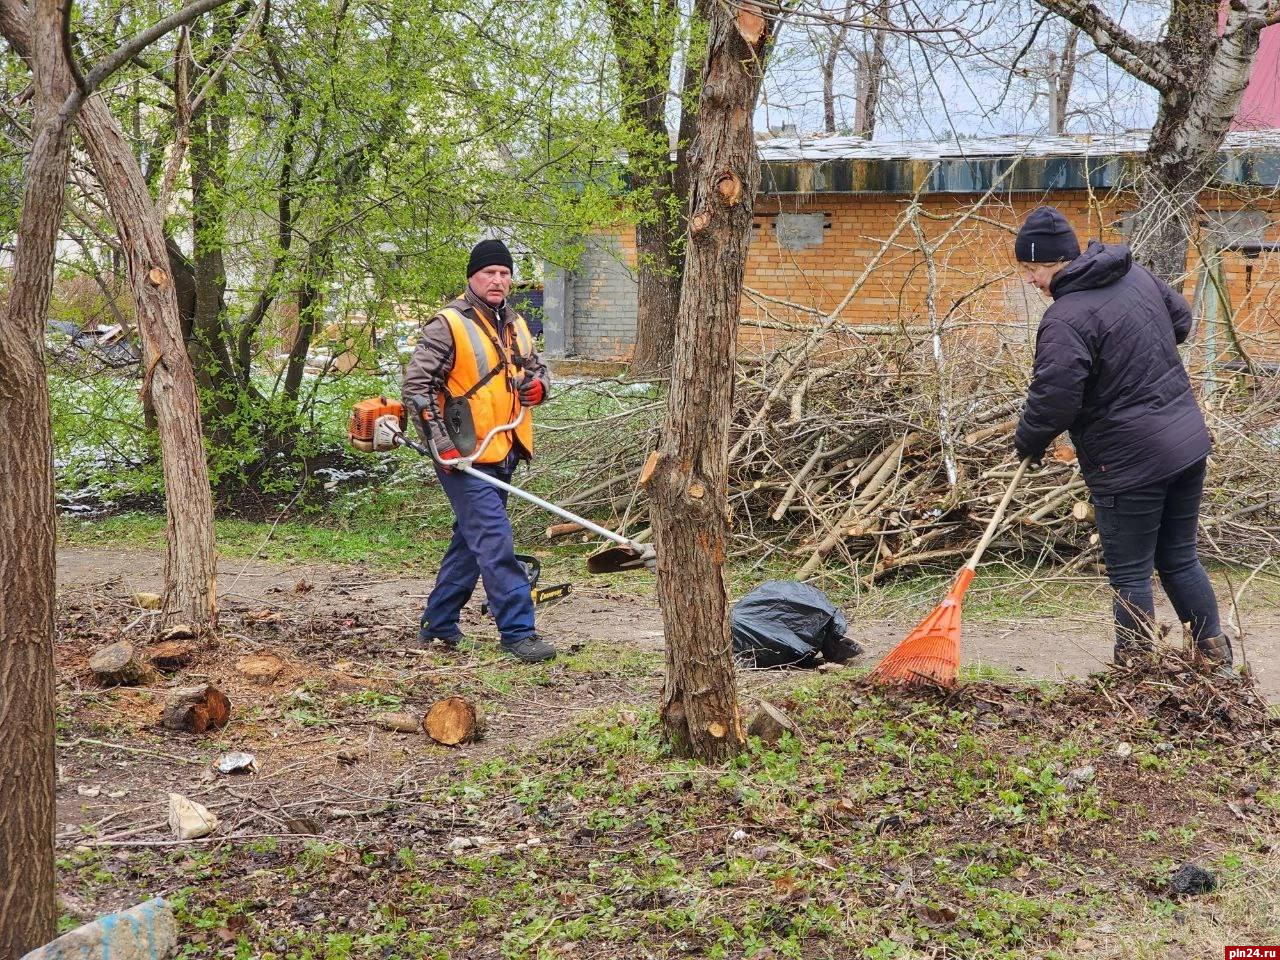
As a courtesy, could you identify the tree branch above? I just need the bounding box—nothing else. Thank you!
[1034,0,1178,94]
[80,0,237,98]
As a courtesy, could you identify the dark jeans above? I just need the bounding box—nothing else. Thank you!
[1092,458,1220,653]
[422,454,536,645]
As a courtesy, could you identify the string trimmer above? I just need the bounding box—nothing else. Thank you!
[348,397,655,575]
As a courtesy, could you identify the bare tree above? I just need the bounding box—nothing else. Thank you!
[0,0,230,949]
[1035,0,1277,282]
[645,0,775,762]
[1046,24,1080,134]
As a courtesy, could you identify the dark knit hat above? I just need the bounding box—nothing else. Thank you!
[467,239,514,277]
[1014,207,1081,263]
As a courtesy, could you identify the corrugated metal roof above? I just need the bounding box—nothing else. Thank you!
[756,129,1280,163]
[755,129,1280,194]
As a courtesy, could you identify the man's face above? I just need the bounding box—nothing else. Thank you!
[470,265,512,306]
[1019,261,1059,295]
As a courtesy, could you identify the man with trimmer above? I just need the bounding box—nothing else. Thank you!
[1011,206,1233,673]
[402,239,556,663]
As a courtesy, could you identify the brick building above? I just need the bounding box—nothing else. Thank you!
[542,130,1280,366]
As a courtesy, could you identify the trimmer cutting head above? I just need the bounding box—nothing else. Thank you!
[587,543,655,575]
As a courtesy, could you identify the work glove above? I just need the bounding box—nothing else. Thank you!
[434,443,460,473]
[518,376,545,407]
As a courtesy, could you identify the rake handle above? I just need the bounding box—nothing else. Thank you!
[964,457,1031,572]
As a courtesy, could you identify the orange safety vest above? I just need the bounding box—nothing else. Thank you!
[438,302,536,464]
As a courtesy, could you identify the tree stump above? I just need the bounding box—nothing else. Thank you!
[148,641,195,672]
[746,701,800,746]
[161,684,231,733]
[423,697,486,746]
[89,642,154,686]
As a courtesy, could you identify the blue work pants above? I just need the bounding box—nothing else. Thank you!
[422,455,535,645]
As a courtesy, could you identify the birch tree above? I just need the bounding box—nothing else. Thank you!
[1035,0,1279,281]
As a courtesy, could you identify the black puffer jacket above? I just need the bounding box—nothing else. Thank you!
[1014,241,1211,495]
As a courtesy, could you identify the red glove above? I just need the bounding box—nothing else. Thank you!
[518,377,545,407]
[435,444,460,472]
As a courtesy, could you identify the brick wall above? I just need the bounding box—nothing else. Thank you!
[566,188,1280,364]
[567,231,639,360]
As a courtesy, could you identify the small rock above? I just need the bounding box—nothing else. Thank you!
[525,836,542,847]
[76,785,100,798]
[168,794,217,840]
[1170,861,1216,896]
[730,829,748,842]
[1114,742,1133,760]
[107,789,129,799]
[1063,765,1096,792]
[19,896,176,960]
[1155,742,1174,754]
[134,592,163,611]
[89,642,153,687]
[160,624,195,641]
[215,752,258,775]
[148,641,195,672]
[336,748,362,765]
[817,661,844,673]
[446,837,473,852]
[235,653,285,683]
[374,712,421,734]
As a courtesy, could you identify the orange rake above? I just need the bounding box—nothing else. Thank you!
[871,457,1031,689]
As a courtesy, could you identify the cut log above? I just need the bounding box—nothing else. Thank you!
[89,642,154,686]
[423,697,486,746]
[1071,501,1095,523]
[161,684,231,734]
[545,522,584,539]
[374,712,422,734]
[148,641,195,672]
[746,701,800,745]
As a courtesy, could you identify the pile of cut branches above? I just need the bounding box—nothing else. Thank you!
[535,330,1280,584]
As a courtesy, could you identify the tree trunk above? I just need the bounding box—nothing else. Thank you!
[645,0,773,763]
[1048,26,1080,135]
[2,0,221,628]
[77,98,220,627]
[1036,0,1267,286]
[608,0,684,380]
[1131,9,1262,285]
[0,1,68,950]
[854,0,889,139]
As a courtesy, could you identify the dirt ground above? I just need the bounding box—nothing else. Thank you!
[49,546,1280,954]
[57,546,1280,699]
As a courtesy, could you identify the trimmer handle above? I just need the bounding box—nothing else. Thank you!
[428,409,528,470]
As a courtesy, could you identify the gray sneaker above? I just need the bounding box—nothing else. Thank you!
[503,634,557,663]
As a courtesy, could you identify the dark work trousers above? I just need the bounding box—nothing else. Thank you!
[421,453,535,645]
[1091,458,1221,653]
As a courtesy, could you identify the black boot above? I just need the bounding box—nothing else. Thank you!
[503,634,557,663]
[1195,630,1235,679]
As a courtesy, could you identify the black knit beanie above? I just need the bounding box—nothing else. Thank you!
[466,239,514,277]
[1014,207,1081,263]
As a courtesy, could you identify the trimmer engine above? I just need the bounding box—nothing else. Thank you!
[348,396,407,452]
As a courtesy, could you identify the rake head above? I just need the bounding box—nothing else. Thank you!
[870,568,973,689]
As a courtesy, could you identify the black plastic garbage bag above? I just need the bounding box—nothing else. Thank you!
[730,580,862,668]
